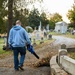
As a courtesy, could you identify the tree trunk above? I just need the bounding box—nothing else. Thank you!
[7,0,13,46]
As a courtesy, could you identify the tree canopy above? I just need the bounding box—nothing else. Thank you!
[0,0,43,33]
[67,4,75,23]
[49,13,63,29]
[67,3,75,28]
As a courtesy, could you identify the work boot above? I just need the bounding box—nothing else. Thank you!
[18,65,24,71]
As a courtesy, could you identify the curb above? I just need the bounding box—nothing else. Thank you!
[50,55,68,75]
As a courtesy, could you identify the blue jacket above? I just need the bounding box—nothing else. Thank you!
[8,25,31,47]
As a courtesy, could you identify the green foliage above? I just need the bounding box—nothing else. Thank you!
[67,4,75,27]
[49,13,63,29]
[67,4,75,23]
[49,21,55,29]
[13,0,43,9]
[13,8,29,27]
[0,0,8,33]
[50,13,63,23]
[0,38,5,54]
[28,9,49,29]
[26,27,33,33]
[40,12,49,28]
[28,8,40,29]
[69,52,75,59]
[68,23,75,28]
[0,38,12,57]
[0,0,43,33]
[0,0,7,8]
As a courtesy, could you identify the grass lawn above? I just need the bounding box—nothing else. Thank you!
[0,38,12,58]
[68,52,75,59]
[50,32,75,39]
[34,39,54,50]
[62,32,75,39]
[0,38,4,44]
[0,38,5,54]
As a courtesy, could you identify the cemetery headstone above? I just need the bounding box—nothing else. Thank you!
[33,38,37,46]
[48,34,52,40]
[61,44,66,49]
[40,37,44,44]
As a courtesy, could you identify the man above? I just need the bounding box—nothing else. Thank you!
[8,20,31,71]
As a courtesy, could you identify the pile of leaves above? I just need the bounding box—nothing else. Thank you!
[34,54,52,67]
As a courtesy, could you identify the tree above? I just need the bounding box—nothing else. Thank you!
[0,0,43,32]
[0,0,8,33]
[49,21,55,29]
[49,13,63,29]
[40,12,49,28]
[8,0,13,30]
[67,4,75,23]
[13,8,29,27]
[28,8,40,29]
[67,4,75,27]
[50,13,63,23]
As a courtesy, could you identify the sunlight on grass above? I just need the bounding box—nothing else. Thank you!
[49,32,63,35]
[68,52,75,59]
[64,34,75,39]
[50,32,75,39]
[34,39,54,50]
[0,45,12,55]
[0,38,12,56]
[0,46,12,59]
[0,38,4,44]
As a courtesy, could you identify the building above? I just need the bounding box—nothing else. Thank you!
[55,21,68,33]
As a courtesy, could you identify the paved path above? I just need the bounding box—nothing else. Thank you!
[52,35,75,48]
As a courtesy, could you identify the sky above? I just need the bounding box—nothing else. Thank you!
[28,0,74,23]
[42,0,74,23]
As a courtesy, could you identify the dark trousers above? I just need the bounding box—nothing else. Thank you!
[13,47,26,70]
